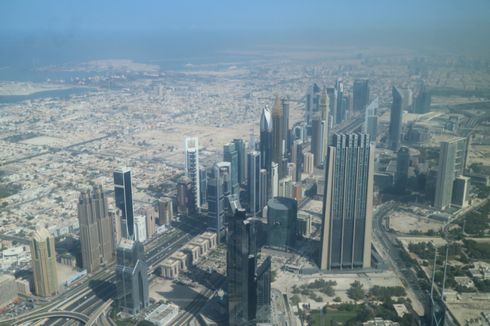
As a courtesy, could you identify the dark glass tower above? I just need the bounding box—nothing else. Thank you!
[247,151,262,216]
[271,95,285,169]
[224,142,240,196]
[320,134,374,270]
[114,168,134,239]
[207,162,231,242]
[395,146,410,192]
[389,87,403,151]
[260,106,272,198]
[115,239,149,314]
[232,138,247,186]
[266,197,297,250]
[353,79,370,112]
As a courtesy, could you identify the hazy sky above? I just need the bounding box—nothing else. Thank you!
[1,0,489,33]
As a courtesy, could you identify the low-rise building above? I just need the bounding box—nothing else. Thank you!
[145,303,179,326]
[16,278,31,297]
[0,274,18,308]
[160,259,180,279]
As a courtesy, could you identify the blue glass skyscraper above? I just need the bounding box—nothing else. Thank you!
[114,167,134,239]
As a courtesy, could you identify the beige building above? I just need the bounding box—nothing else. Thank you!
[0,274,18,307]
[199,232,217,250]
[16,278,31,297]
[30,228,58,297]
[303,152,314,175]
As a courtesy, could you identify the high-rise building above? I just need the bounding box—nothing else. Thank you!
[364,98,378,144]
[144,207,157,239]
[414,83,431,114]
[232,138,247,185]
[115,239,149,314]
[271,162,279,198]
[114,167,134,239]
[227,209,271,325]
[320,134,374,270]
[199,166,207,206]
[267,197,297,250]
[311,112,323,168]
[389,87,404,151]
[326,87,337,129]
[272,95,285,170]
[287,163,297,182]
[303,152,315,175]
[78,185,114,273]
[291,140,304,181]
[395,147,410,192]
[260,106,273,198]
[247,151,262,216]
[184,137,200,213]
[259,169,268,212]
[353,79,370,112]
[335,79,346,124]
[320,90,330,165]
[30,228,58,297]
[452,176,470,208]
[133,215,147,243]
[434,138,468,210]
[305,83,321,126]
[176,176,193,216]
[207,162,231,241]
[281,97,290,156]
[224,142,240,196]
[158,197,173,225]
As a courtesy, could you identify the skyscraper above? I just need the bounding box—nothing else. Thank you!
[224,142,240,196]
[389,87,404,151]
[291,139,304,182]
[176,176,193,216]
[271,162,279,198]
[267,197,297,250]
[227,209,271,325]
[434,138,468,210]
[353,79,370,112]
[78,185,115,273]
[414,82,431,114]
[157,197,173,225]
[133,215,147,242]
[232,138,247,185]
[395,147,410,192]
[185,137,200,213]
[281,97,290,156]
[115,239,149,314]
[247,151,262,216]
[335,79,346,124]
[326,87,337,129]
[320,90,330,165]
[114,167,134,239]
[305,83,321,126]
[311,112,323,167]
[207,161,231,241]
[271,95,285,169]
[199,166,207,206]
[320,134,374,270]
[364,98,378,144]
[260,106,272,198]
[30,228,58,297]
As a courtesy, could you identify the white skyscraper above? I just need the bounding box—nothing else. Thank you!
[185,137,200,213]
[134,215,147,243]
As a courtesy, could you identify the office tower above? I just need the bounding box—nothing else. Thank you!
[320,90,330,164]
[291,139,304,181]
[176,176,193,216]
[247,151,262,216]
[353,79,370,112]
[30,228,58,297]
[145,208,157,239]
[255,256,272,323]
[260,106,273,197]
[395,147,410,192]
[311,112,323,168]
[452,176,470,208]
[272,95,285,168]
[287,163,297,182]
[364,98,378,143]
[305,83,321,126]
[133,215,147,242]
[158,197,173,225]
[227,209,271,325]
[326,87,337,129]
[303,152,315,175]
[278,177,294,198]
[271,162,279,198]
[224,142,240,195]
[78,185,115,273]
[267,197,297,250]
[199,166,207,205]
[414,82,431,114]
[292,122,308,143]
[259,169,268,211]
[184,137,200,213]
[389,87,404,151]
[114,167,135,239]
[320,134,374,270]
[115,239,149,314]
[110,209,122,246]
[402,88,413,112]
[207,162,231,241]
[434,138,468,210]
[335,79,346,124]
[281,97,290,156]
[232,138,247,185]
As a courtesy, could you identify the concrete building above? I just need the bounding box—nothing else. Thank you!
[320,134,374,270]
[158,197,173,225]
[184,137,200,213]
[176,176,193,216]
[297,212,312,237]
[0,274,17,307]
[278,176,293,198]
[77,185,115,273]
[145,207,157,239]
[134,215,147,243]
[145,303,179,326]
[271,162,279,198]
[30,228,58,297]
[303,152,314,175]
[115,239,149,314]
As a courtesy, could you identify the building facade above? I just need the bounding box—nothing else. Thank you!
[114,167,135,239]
[30,228,58,297]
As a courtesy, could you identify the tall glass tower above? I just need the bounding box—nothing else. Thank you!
[389,87,403,151]
[320,133,374,270]
[185,137,200,213]
[114,167,134,239]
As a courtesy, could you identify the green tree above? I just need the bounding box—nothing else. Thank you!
[347,281,365,301]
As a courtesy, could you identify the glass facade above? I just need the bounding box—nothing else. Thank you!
[114,168,134,239]
[266,197,297,250]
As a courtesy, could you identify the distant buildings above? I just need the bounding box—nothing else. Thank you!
[77,185,115,273]
[320,134,374,270]
[30,228,58,297]
[395,147,410,192]
[227,209,271,325]
[364,98,378,144]
[184,137,200,214]
[353,79,370,112]
[389,87,404,151]
[413,82,431,114]
[115,239,149,314]
[305,83,321,127]
[267,197,297,250]
[114,167,135,239]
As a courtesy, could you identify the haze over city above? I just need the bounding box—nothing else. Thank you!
[1,1,490,326]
